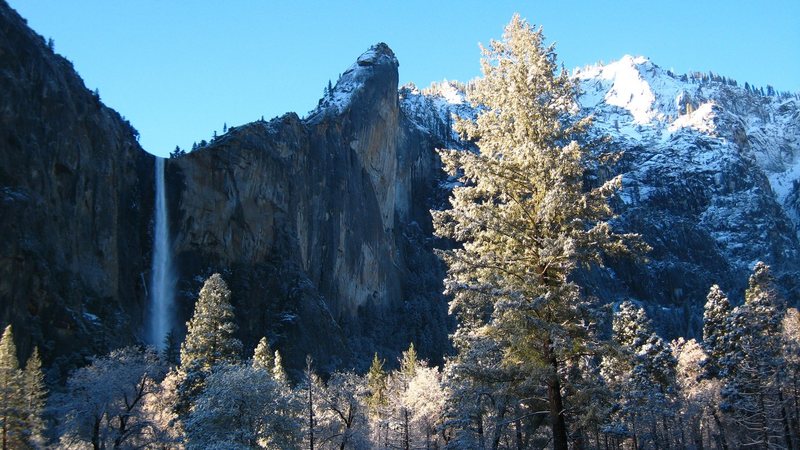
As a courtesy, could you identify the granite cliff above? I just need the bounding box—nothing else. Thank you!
[0,1,454,375]
[167,44,452,372]
[0,1,153,377]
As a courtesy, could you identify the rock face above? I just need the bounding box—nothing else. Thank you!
[0,1,153,376]
[572,56,800,337]
[167,43,451,373]
[0,0,454,376]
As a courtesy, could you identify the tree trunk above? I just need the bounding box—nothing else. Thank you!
[477,411,485,450]
[711,410,729,450]
[778,391,793,450]
[404,408,410,450]
[759,393,769,450]
[490,401,506,450]
[546,348,569,450]
[308,383,315,450]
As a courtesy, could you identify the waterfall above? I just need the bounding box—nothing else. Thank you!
[148,157,175,350]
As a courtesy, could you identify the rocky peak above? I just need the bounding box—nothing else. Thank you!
[309,43,399,120]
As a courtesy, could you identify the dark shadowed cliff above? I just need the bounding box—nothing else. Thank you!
[0,1,153,377]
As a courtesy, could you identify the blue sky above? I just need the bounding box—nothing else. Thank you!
[10,1,799,157]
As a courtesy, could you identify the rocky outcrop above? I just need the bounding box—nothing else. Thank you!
[574,57,800,337]
[0,1,153,376]
[168,44,451,374]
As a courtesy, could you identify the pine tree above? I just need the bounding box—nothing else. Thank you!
[0,325,24,450]
[21,347,46,449]
[177,273,242,415]
[400,343,418,379]
[720,263,788,448]
[433,16,646,449]
[366,353,387,416]
[781,308,800,446]
[161,330,180,366]
[703,284,732,368]
[608,302,677,448]
[252,336,274,371]
[273,350,288,385]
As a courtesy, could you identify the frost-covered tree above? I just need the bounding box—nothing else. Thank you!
[54,347,165,450]
[720,262,790,448]
[183,363,302,449]
[141,368,183,448]
[0,325,23,450]
[403,365,446,449]
[432,15,645,450]
[273,350,288,385]
[672,337,725,450]
[177,273,242,415]
[781,308,800,447]
[440,338,525,450]
[20,347,46,449]
[253,336,275,371]
[702,284,732,377]
[316,371,370,450]
[607,301,677,449]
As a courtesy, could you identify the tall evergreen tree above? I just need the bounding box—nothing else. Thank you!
[607,302,677,448]
[177,273,242,415]
[703,284,732,371]
[366,353,389,447]
[252,336,275,371]
[0,325,23,450]
[720,263,788,447]
[272,350,288,385]
[433,15,646,449]
[366,353,387,417]
[21,347,46,449]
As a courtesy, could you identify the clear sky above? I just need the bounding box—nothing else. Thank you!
[9,1,799,157]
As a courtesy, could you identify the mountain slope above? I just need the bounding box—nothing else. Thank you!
[0,0,154,376]
[575,56,800,332]
[408,55,799,337]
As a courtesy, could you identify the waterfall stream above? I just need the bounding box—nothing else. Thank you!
[148,157,175,350]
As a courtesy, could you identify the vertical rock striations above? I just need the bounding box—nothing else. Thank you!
[170,43,450,373]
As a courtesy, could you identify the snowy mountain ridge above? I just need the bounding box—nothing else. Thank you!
[573,55,800,241]
[407,54,800,328]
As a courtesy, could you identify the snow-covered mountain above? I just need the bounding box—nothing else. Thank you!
[408,55,800,336]
[575,55,800,235]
